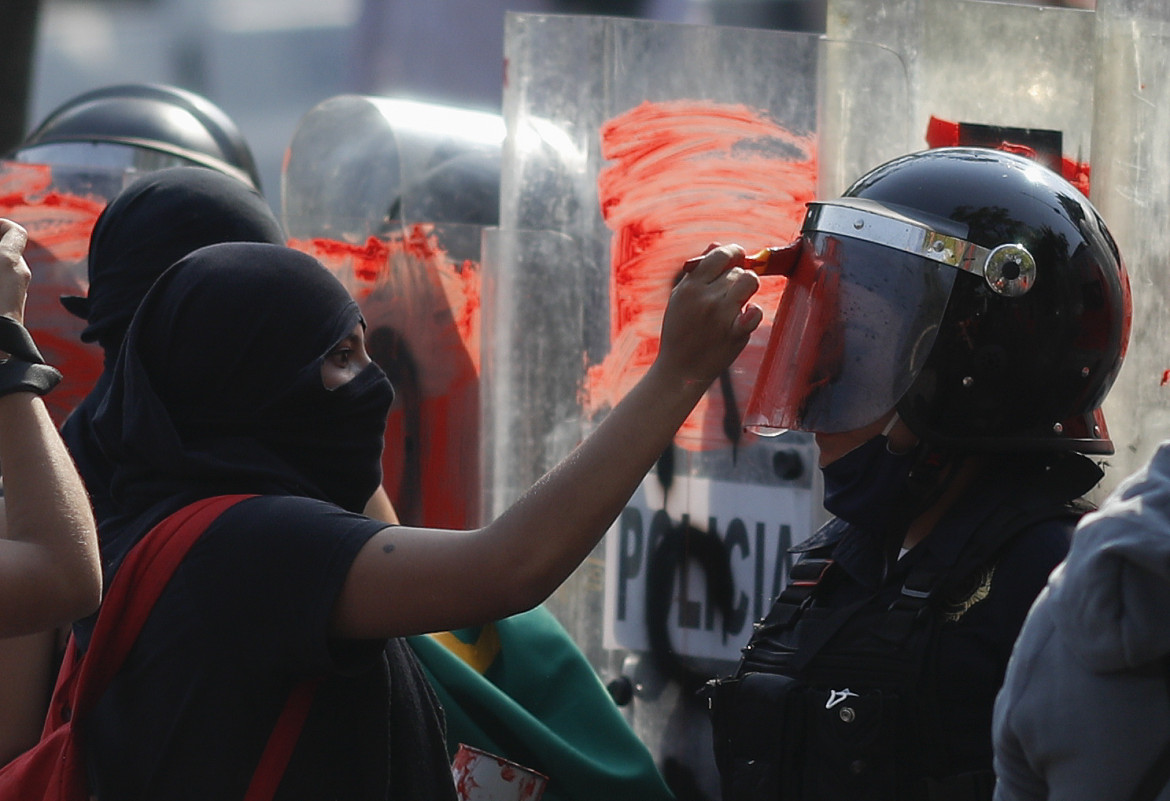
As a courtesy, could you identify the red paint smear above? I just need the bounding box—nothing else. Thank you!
[289,228,481,529]
[925,115,1091,197]
[588,100,816,451]
[0,163,54,195]
[29,324,104,426]
[451,746,547,801]
[1161,369,1170,387]
[1,164,109,426]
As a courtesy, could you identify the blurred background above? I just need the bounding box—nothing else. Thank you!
[3,0,1093,205]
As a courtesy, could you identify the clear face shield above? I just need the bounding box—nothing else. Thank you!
[13,142,208,176]
[744,199,978,435]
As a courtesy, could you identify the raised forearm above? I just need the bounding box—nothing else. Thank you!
[0,378,100,634]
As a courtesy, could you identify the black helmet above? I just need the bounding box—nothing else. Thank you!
[745,147,1130,454]
[12,83,261,190]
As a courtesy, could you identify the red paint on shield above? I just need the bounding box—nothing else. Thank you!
[587,100,816,450]
[0,162,109,426]
[291,225,481,528]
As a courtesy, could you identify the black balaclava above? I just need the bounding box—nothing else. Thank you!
[62,165,286,359]
[59,166,286,525]
[92,242,394,572]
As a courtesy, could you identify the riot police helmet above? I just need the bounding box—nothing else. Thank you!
[11,83,261,190]
[745,147,1130,454]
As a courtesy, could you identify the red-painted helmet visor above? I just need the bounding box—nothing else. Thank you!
[744,226,956,435]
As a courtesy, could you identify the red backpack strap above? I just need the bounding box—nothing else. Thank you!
[243,677,322,801]
[65,494,255,722]
[49,493,319,801]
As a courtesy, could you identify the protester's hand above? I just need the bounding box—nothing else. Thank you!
[0,220,31,326]
[656,244,762,388]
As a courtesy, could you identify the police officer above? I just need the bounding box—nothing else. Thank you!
[709,146,1131,801]
[10,82,262,190]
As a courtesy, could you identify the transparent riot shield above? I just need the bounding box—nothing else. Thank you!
[0,161,131,425]
[282,95,504,530]
[1091,0,1170,488]
[827,0,1096,194]
[492,13,908,798]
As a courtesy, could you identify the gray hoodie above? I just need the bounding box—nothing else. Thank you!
[994,441,1170,801]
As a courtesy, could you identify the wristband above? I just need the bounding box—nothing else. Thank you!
[0,359,62,397]
[0,316,47,364]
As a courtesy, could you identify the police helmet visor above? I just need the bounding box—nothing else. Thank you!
[13,142,253,187]
[744,201,960,435]
[13,141,203,175]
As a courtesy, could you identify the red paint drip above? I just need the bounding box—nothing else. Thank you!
[289,229,481,529]
[1161,369,1170,387]
[589,100,816,451]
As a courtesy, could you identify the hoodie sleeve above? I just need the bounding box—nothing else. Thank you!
[1051,442,1170,673]
[992,593,1055,801]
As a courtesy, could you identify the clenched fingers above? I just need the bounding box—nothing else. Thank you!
[0,220,32,324]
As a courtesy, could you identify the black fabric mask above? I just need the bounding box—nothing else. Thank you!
[820,432,917,533]
[63,166,285,359]
[60,167,285,526]
[260,361,395,515]
[92,241,393,569]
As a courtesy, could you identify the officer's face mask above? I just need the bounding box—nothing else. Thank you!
[744,200,960,437]
[820,415,918,532]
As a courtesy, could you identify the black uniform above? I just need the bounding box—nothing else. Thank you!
[709,452,1099,801]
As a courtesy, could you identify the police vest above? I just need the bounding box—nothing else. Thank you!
[707,496,1088,801]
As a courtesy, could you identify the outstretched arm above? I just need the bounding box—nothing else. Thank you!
[334,245,762,638]
[0,219,100,637]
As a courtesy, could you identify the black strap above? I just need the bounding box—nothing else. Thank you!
[1128,658,1170,801]
[0,359,61,397]
[766,556,834,627]
[782,594,870,675]
[0,316,47,364]
[874,499,1087,644]
[0,317,60,397]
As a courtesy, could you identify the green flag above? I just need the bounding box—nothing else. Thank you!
[409,606,674,801]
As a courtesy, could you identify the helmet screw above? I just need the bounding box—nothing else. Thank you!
[1053,422,1064,434]
[853,219,865,230]
[962,376,975,388]
[1081,367,1090,378]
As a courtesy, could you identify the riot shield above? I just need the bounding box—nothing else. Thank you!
[0,161,131,424]
[493,13,909,798]
[1091,0,1170,487]
[282,95,503,530]
[826,0,1096,193]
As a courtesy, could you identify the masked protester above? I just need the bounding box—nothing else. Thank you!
[59,166,286,525]
[707,147,1130,801]
[72,241,758,799]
